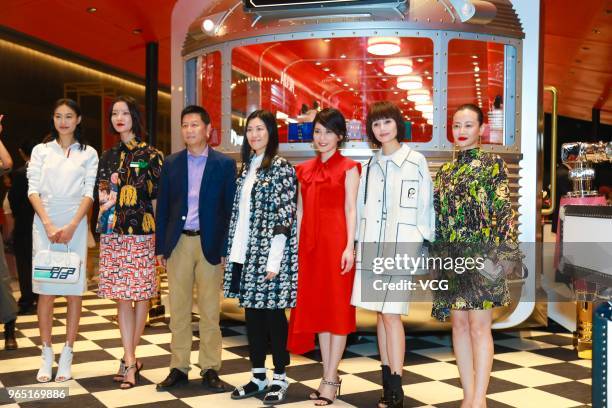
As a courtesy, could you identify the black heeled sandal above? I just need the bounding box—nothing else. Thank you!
[315,378,342,406]
[120,362,142,390]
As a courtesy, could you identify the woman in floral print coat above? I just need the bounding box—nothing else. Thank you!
[223,109,298,405]
[432,104,520,408]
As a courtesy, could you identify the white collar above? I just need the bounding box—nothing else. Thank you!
[370,144,412,168]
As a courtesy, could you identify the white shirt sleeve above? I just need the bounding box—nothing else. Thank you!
[265,234,287,273]
[2,195,11,215]
[27,144,44,197]
[82,146,99,200]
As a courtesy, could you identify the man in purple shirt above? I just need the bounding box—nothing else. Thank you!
[155,105,236,392]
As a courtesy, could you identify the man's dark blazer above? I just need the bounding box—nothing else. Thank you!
[155,147,237,265]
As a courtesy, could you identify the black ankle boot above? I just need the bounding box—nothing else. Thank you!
[378,365,391,406]
[386,374,404,408]
[4,319,17,350]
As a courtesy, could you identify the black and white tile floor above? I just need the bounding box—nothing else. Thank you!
[0,282,592,408]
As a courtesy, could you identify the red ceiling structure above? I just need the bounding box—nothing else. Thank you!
[0,0,609,124]
[0,0,176,85]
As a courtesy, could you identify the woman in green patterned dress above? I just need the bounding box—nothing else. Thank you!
[432,104,520,408]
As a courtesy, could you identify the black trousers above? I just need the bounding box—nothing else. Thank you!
[245,307,290,372]
[14,232,36,306]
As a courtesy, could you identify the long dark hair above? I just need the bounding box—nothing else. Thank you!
[241,110,278,171]
[108,95,146,141]
[50,98,86,150]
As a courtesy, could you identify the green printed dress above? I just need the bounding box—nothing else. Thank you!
[431,148,520,321]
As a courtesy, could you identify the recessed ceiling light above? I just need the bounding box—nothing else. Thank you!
[340,54,347,59]
[315,61,322,65]
[367,37,401,56]
[472,62,479,66]
[407,89,430,103]
[384,58,413,75]
[397,75,423,90]
[330,73,336,77]
[416,58,424,63]
[382,78,388,81]
[322,67,331,71]
[132,28,142,35]
[344,83,349,87]
[426,76,432,80]
[366,61,374,65]
[474,66,480,72]
[336,78,342,82]
[474,73,479,77]
[349,87,354,91]
[472,55,478,59]
[323,38,331,42]
[475,78,480,82]
[87,7,97,13]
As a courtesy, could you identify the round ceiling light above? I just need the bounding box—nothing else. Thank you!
[407,89,430,103]
[397,75,423,90]
[367,37,401,56]
[383,58,413,76]
[415,102,434,113]
[202,19,215,33]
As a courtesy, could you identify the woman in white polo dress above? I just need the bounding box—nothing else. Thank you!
[27,98,98,384]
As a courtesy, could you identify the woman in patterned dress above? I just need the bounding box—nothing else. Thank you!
[223,110,298,405]
[96,96,163,389]
[432,104,520,408]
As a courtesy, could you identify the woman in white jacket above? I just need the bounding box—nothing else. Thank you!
[351,101,434,408]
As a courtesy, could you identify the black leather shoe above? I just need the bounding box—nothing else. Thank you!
[201,369,226,393]
[156,368,188,391]
[4,319,17,350]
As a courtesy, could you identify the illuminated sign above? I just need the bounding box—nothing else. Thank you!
[244,0,405,10]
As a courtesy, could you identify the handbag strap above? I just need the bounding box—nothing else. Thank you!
[363,156,373,205]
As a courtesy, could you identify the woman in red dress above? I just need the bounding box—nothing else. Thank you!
[288,108,360,405]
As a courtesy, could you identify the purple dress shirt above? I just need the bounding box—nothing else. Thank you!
[184,147,208,230]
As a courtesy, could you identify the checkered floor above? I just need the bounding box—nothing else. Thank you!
[0,282,592,408]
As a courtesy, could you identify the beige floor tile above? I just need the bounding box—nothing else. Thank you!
[402,380,463,405]
[405,361,460,381]
[92,384,176,407]
[491,367,572,387]
[488,388,583,408]
[493,351,563,367]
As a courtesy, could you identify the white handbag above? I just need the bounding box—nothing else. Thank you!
[33,245,81,284]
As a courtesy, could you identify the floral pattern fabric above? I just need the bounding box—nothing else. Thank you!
[96,140,163,235]
[223,156,299,309]
[431,148,520,321]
